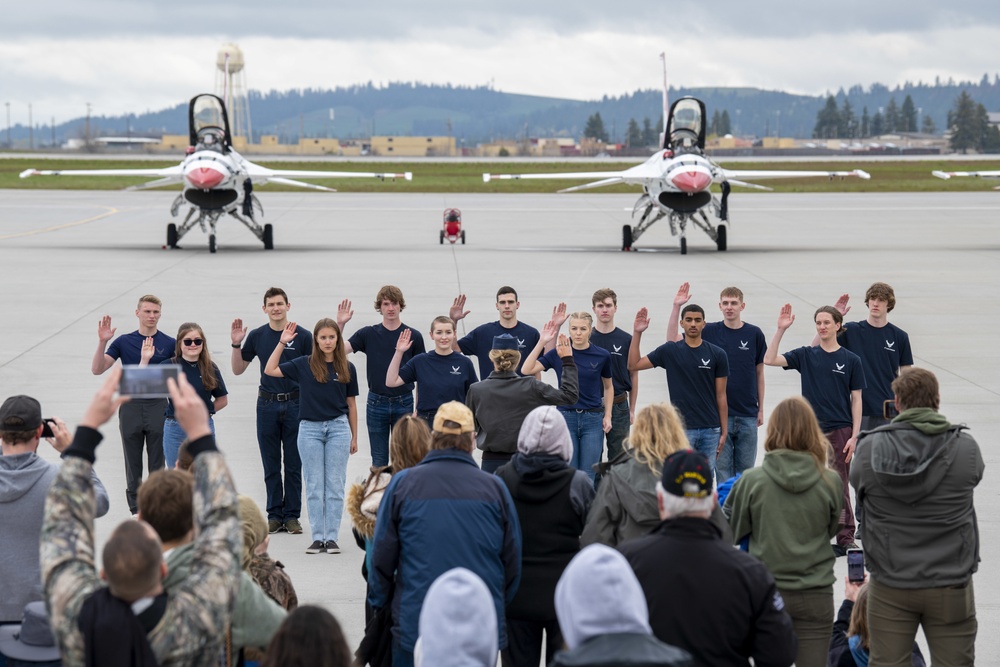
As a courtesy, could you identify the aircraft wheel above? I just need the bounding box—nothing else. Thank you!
[439,230,444,245]
[166,223,178,249]
[622,224,633,251]
[716,224,727,252]
[263,224,274,250]
[209,234,217,254]
[680,237,688,255]
[461,230,466,245]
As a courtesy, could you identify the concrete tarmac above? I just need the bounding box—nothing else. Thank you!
[1,189,997,660]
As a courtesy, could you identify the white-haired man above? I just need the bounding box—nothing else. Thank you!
[618,450,796,667]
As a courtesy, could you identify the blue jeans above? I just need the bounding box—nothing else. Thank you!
[715,415,758,484]
[257,397,303,522]
[392,639,414,667]
[297,416,351,543]
[605,399,631,462]
[560,409,605,483]
[366,393,414,467]
[162,416,215,470]
[685,427,722,484]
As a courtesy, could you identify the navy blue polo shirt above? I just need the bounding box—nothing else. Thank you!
[279,357,359,422]
[162,359,227,418]
[647,340,729,429]
[241,323,313,395]
[399,351,478,412]
[702,321,767,419]
[458,321,540,379]
[590,327,633,396]
[838,321,913,417]
[108,331,176,366]
[783,346,866,432]
[540,345,612,411]
[349,323,425,397]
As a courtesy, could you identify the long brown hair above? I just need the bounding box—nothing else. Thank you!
[626,403,689,475]
[174,323,218,391]
[362,415,431,501]
[309,319,350,384]
[847,583,870,652]
[764,397,831,471]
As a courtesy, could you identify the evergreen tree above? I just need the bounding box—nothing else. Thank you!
[641,117,656,146]
[839,98,856,138]
[947,91,981,153]
[813,95,841,138]
[861,106,871,138]
[710,110,721,135]
[921,114,937,135]
[720,110,732,135]
[871,111,885,136]
[884,97,899,133]
[625,118,642,148]
[583,112,609,142]
[901,95,918,132]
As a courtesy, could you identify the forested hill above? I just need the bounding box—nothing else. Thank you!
[14,76,1000,145]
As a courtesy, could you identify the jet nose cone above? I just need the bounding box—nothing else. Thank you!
[673,170,712,194]
[187,167,224,190]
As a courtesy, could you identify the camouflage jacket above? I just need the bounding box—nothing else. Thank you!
[42,446,241,667]
[247,554,298,612]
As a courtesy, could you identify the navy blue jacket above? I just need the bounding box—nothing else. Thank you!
[369,448,522,651]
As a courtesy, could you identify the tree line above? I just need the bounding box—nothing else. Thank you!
[583,109,734,148]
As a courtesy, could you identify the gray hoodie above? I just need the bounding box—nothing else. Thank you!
[0,451,110,621]
[850,410,984,588]
[415,567,498,667]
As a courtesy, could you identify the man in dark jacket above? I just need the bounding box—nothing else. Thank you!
[552,543,693,667]
[370,401,522,667]
[618,450,797,667]
[850,367,982,666]
[496,406,595,667]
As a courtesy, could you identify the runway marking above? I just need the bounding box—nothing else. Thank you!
[0,207,119,240]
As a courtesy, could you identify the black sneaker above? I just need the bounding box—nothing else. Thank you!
[325,540,341,554]
[305,540,326,554]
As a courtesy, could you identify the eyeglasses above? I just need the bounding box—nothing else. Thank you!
[182,338,204,346]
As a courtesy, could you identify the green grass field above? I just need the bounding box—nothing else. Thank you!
[3,157,999,193]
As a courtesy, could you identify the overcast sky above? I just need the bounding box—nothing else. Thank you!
[3,1,1000,126]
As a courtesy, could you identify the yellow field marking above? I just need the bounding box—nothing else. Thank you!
[0,207,119,240]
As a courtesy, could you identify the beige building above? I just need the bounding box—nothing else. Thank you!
[369,135,456,157]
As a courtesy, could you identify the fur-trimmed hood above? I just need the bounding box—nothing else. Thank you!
[347,471,392,540]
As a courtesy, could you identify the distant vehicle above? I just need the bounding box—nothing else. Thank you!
[483,56,871,254]
[441,208,465,244]
[932,169,1000,189]
[20,94,411,253]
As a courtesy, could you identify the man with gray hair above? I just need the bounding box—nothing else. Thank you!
[618,450,796,667]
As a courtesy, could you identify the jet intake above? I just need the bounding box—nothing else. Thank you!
[658,191,711,213]
[185,188,238,210]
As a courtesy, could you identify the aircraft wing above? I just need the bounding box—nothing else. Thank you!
[719,168,871,182]
[20,166,183,179]
[484,162,663,190]
[246,164,412,184]
[932,170,1000,179]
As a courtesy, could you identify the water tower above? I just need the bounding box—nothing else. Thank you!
[215,43,252,143]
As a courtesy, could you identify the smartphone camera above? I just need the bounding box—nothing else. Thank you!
[120,364,181,399]
[883,399,899,420]
[847,548,865,583]
[40,418,55,439]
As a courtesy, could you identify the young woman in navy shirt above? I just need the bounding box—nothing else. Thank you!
[265,318,359,555]
[141,322,227,469]
[385,316,477,427]
[522,312,612,482]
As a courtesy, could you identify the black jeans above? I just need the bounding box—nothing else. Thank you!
[118,399,166,513]
[502,617,563,667]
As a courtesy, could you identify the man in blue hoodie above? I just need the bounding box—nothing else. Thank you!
[851,368,982,666]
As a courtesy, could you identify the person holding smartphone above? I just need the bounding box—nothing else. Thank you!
[265,319,358,555]
[724,397,843,667]
[141,323,228,469]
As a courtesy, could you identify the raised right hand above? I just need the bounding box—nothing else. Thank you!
[280,322,298,345]
[97,316,116,343]
[633,308,650,334]
[673,282,692,307]
[395,328,413,352]
[337,299,354,328]
[834,293,851,317]
[231,318,247,345]
[555,334,572,358]
[540,319,559,345]
[450,294,470,321]
[140,336,155,363]
[777,304,795,331]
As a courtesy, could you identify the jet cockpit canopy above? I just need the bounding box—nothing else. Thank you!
[188,94,232,152]
[666,97,707,154]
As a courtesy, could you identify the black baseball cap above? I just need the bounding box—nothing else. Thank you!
[660,450,711,498]
[0,396,42,431]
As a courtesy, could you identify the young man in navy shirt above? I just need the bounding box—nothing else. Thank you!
[91,294,175,514]
[667,283,766,483]
[338,285,425,468]
[449,286,551,379]
[231,287,313,534]
[628,304,729,480]
[765,303,866,556]
[815,282,913,430]
[590,288,637,464]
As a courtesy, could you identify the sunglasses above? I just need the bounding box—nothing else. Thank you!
[182,338,204,346]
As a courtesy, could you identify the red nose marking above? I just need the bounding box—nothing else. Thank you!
[187,167,224,189]
[673,171,711,193]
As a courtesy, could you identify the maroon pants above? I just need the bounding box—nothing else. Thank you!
[826,426,855,545]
